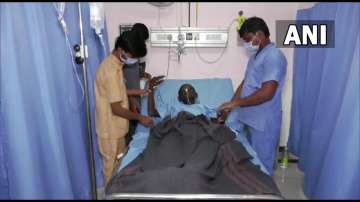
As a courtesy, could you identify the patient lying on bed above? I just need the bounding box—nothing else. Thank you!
[145,77,270,175]
[147,77,226,123]
[105,78,280,196]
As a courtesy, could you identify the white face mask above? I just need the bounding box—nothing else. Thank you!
[244,41,259,54]
[124,57,138,65]
[119,53,138,65]
[244,35,260,54]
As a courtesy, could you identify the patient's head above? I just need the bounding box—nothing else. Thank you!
[178,84,198,105]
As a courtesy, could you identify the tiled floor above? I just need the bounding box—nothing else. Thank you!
[273,162,307,200]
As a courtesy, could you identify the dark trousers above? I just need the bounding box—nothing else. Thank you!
[125,120,138,146]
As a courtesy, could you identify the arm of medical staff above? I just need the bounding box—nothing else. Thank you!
[147,89,161,117]
[216,80,244,122]
[127,89,150,96]
[147,76,165,117]
[128,96,141,114]
[220,80,278,111]
[111,102,154,127]
[231,80,244,101]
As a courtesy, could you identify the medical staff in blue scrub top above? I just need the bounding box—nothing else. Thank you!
[219,17,287,176]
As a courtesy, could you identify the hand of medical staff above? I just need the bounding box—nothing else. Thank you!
[149,75,165,90]
[217,110,230,124]
[219,101,237,112]
[129,97,140,114]
[139,89,151,96]
[143,72,152,79]
[139,115,154,127]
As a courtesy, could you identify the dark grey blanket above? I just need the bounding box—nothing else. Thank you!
[106,112,280,195]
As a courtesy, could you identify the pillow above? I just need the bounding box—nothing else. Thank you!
[154,78,234,109]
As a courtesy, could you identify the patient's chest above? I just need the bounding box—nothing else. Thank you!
[169,103,216,118]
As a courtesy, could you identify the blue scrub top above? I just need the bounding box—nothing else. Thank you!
[235,42,287,132]
[154,92,218,119]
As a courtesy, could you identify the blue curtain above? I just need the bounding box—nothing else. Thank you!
[0,2,110,199]
[288,2,359,199]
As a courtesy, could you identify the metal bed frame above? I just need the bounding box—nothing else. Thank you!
[105,193,284,200]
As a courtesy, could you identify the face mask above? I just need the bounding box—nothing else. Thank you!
[119,53,138,65]
[244,35,260,54]
[244,42,259,53]
[124,57,138,65]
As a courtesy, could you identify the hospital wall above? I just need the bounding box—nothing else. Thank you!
[104,2,316,146]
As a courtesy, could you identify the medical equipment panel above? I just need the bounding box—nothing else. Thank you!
[150,27,228,48]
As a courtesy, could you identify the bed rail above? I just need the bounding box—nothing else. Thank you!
[105,193,284,200]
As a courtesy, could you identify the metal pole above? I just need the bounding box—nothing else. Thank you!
[78,2,97,200]
[188,2,191,27]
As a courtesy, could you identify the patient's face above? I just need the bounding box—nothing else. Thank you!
[178,84,198,105]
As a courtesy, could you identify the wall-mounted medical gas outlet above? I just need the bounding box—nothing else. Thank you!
[150,27,228,48]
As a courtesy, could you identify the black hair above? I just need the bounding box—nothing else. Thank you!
[238,17,270,38]
[114,30,147,58]
[131,23,149,41]
[178,84,198,105]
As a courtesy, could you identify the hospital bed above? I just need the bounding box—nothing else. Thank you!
[105,78,283,200]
